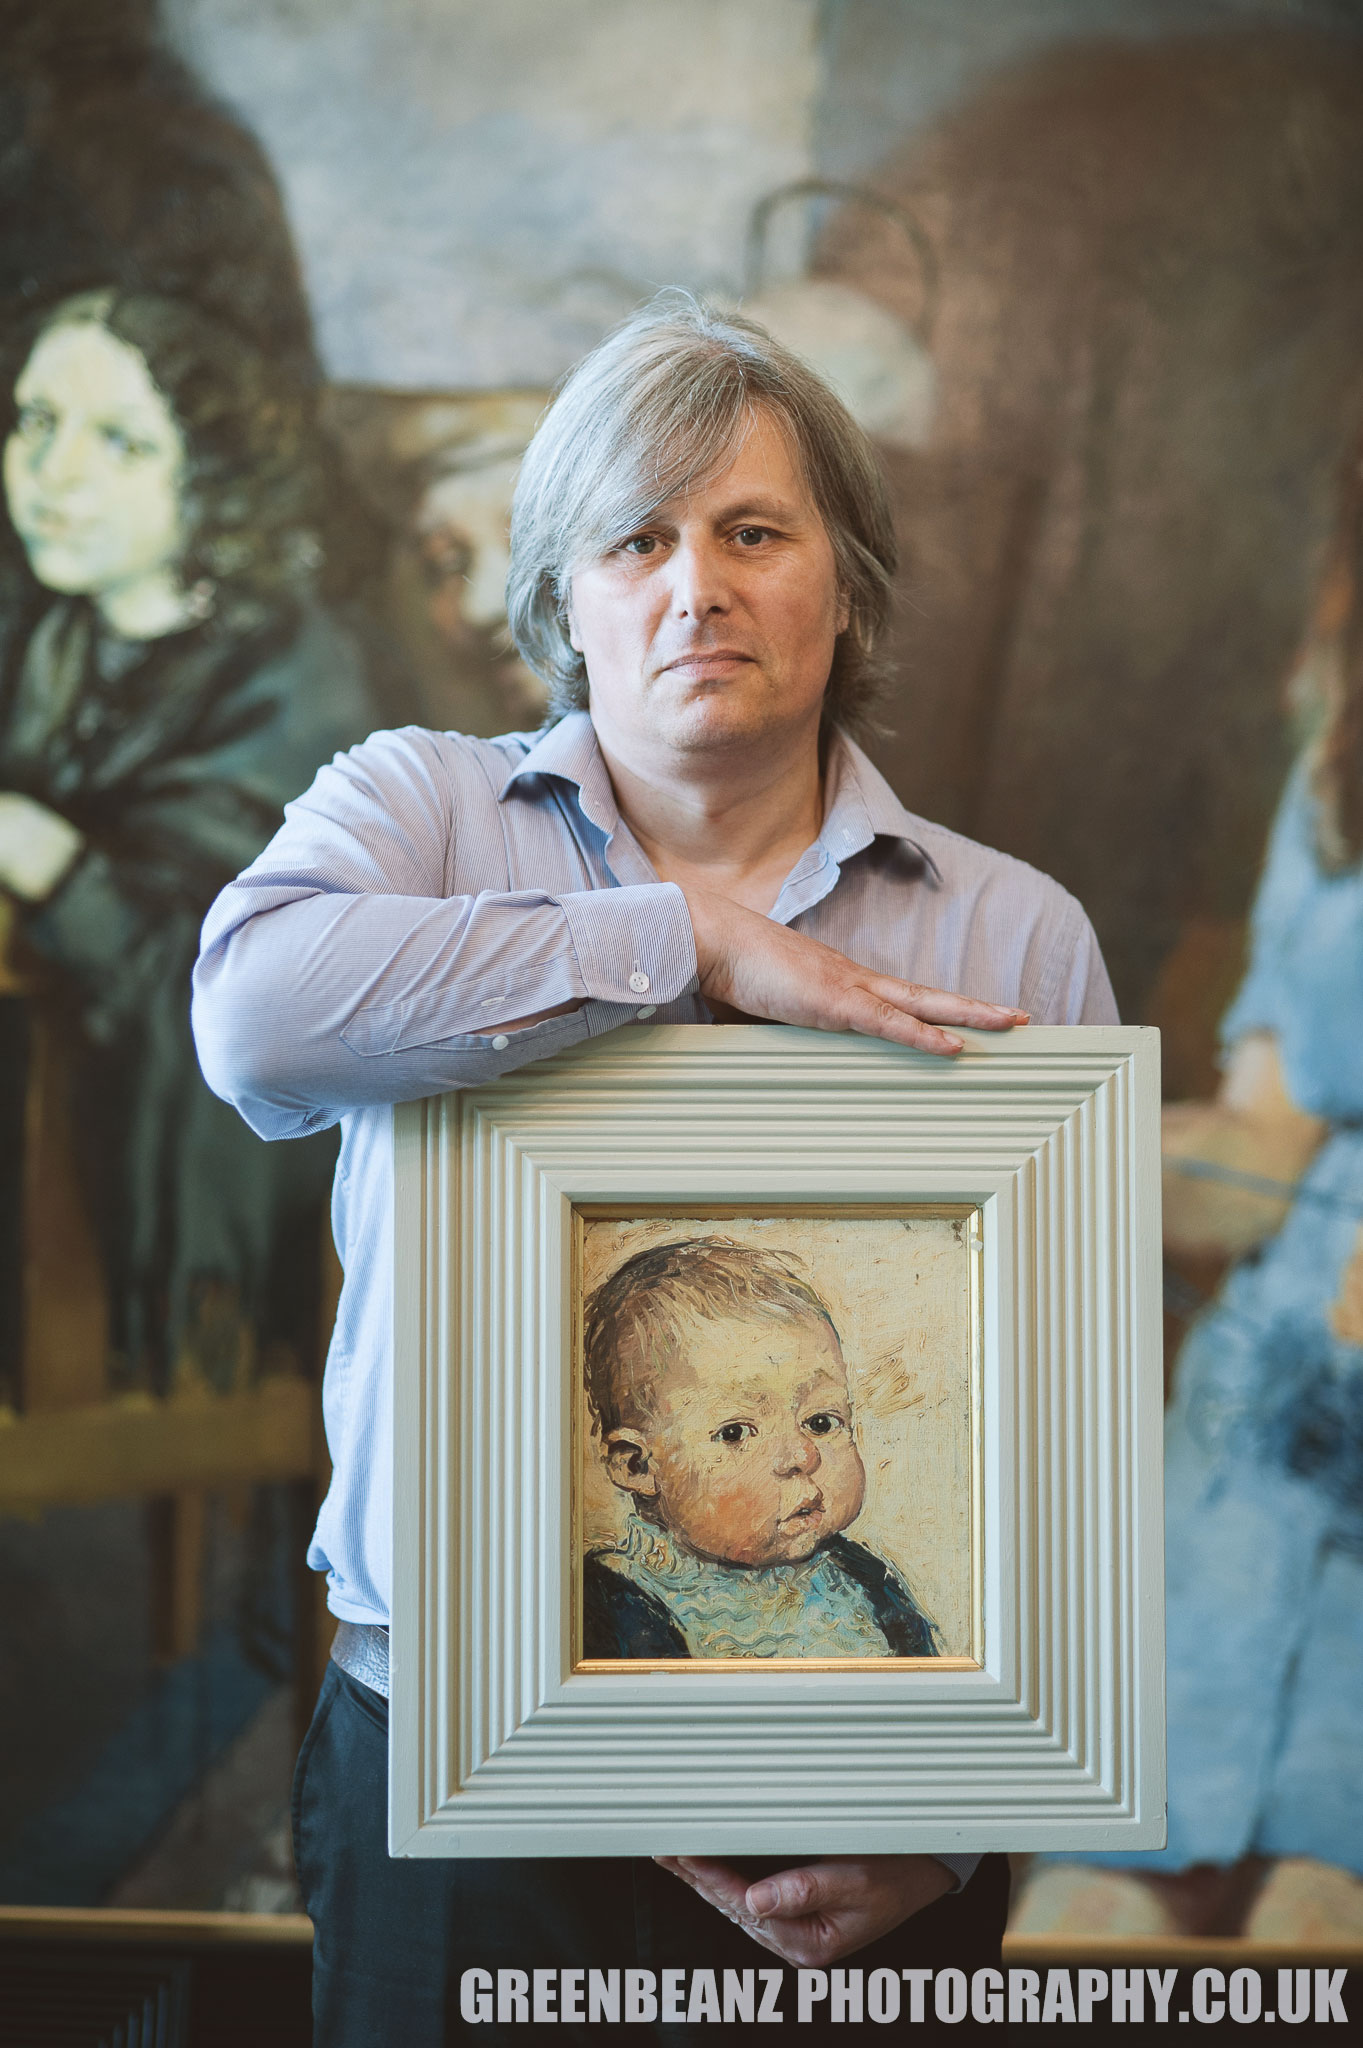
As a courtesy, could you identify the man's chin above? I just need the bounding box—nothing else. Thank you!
[655,688,789,754]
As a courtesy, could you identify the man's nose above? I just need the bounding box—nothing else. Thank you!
[668,536,730,619]
[772,1431,819,1478]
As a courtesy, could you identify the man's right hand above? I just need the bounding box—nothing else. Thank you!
[682,886,1027,1058]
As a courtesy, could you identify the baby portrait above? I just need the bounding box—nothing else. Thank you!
[575,1212,979,1666]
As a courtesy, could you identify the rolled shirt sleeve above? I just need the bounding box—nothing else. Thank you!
[191,727,698,1139]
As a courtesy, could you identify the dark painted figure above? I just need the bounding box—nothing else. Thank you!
[0,289,397,1386]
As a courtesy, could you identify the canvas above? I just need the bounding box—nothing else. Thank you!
[574,1209,979,1667]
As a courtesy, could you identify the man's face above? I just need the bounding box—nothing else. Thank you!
[605,1312,866,1568]
[566,406,849,762]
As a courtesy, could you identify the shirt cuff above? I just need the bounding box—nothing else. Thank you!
[931,1853,982,1892]
[557,882,697,1008]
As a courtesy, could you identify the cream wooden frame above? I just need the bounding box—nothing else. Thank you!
[390,1024,1165,1858]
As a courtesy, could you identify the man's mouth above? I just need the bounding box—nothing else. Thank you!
[659,649,754,679]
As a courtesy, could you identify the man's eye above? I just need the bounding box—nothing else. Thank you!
[804,1411,842,1437]
[621,534,658,557]
[713,1421,754,1446]
[734,526,768,547]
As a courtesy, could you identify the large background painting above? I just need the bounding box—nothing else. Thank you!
[2,0,1361,1947]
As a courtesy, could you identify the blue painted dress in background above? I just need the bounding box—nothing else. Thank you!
[1110,756,1363,1874]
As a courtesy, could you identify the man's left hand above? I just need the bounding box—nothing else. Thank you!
[652,1854,954,1965]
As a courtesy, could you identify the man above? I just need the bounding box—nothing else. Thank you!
[193,297,1116,2043]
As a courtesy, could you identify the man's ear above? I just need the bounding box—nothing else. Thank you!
[835,586,851,636]
[604,1428,657,1498]
[564,588,583,654]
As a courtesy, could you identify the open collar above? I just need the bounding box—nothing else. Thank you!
[498,710,621,836]
[499,712,941,910]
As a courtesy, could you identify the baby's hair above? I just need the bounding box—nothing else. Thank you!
[583,1236,841,1435]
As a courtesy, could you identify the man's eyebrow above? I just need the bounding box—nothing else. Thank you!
[708,495,808,525]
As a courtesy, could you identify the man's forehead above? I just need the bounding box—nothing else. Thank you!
[649,410,812,522]
[653,488,814,531]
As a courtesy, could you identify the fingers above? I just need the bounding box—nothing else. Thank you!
[653,1857,956,1967]
[652,1856,751,1918]
[870,980,1028,1030]
[842,984,1026,1058]
[654,1858,892,1967]
[657,1860,848,1935]
[748,1858,954,1960]
[686,885,1031,1056]
[653,1857,793,1960]
[842,992,965,1057]
[744,1864,836,1919]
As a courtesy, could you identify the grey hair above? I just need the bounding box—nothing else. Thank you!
[506,293,898,737]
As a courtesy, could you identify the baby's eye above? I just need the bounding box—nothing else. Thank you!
[712,1421,755,1446]
[803,1411,845,1437]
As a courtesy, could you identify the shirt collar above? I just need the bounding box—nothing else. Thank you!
[499,709,621,837]
[499,712,942,896]
[815,730,941,876]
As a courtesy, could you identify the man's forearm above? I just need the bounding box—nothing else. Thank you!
[192,878,698,1138]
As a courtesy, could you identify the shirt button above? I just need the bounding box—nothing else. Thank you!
[636,1005,656,1020]
[628,971,651,994]
[491,1034,510,1051]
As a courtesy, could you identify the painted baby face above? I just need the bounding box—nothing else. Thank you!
[611,1312,866,1568]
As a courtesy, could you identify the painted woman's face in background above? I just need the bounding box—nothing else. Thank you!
[3,320,186,603]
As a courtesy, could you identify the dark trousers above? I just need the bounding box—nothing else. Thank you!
[293,1665,1010,2045]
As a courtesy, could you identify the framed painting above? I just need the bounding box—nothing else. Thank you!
[390,1024,1165,1859]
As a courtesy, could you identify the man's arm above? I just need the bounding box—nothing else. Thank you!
[193,731,1027,1138]
[192,728,701,1138]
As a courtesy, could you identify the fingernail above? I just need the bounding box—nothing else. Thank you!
[747,1880,780,1915]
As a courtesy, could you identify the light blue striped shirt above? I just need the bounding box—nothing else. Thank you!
[192,711,1116,1629]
